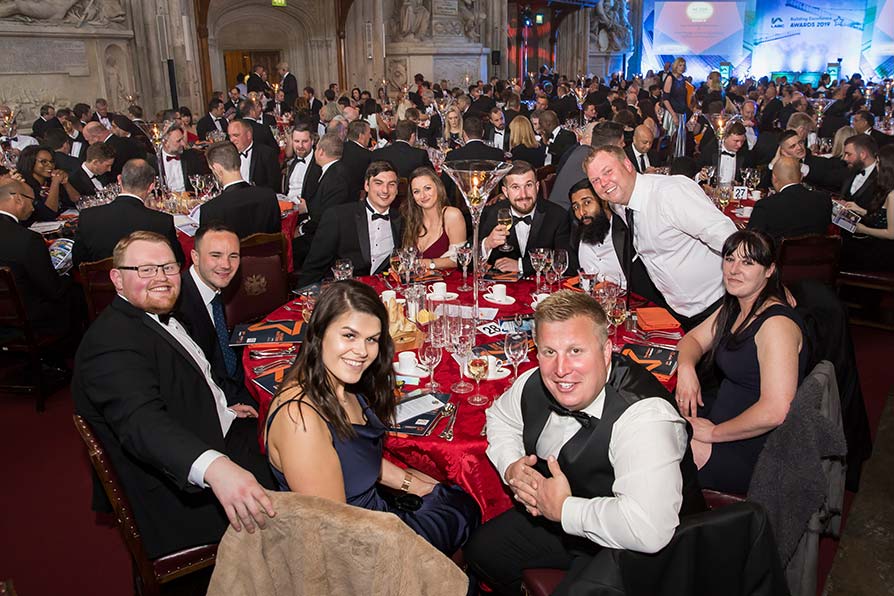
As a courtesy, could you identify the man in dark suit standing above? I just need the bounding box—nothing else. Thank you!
[68,142,115,197]
[304,86,323,126]
[549,85,578,123]
[176,223,257,409]
[157,126,211,193]
[759,83,782,132]
[31,104,63,140]
[840,134,879,210]
[0,180,72,333]
[277,62,299,112]
[246,65,267,94]
[239,99,278,150]
[83,121,145,179]
[748,156,832,242]
[539,110,578,166]
[72,159,184,268]
[469,84,497,117]
[196,98,229,142]
[853,110,891,149]
[371,120,433,179]
[484,106,511,152]
[479,161,572,276]
[201,141,281,239]
[698,121,751,184]
[226,120,281,192]
[73,230,275,560]
[342,120,373,202]
[298,161,404,285]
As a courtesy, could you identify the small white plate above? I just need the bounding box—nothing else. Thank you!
[465,364,511,380]
[392,362,430,378]
[427,292,459,301]
[483,294,516,305]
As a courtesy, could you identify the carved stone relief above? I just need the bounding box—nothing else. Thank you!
[103,44,131,111]
[458,0,484,43]
[0,0,126,27]
[589,0,632,53]
[433,20,461,37]
[432,56,479,87]
[386,57,408,91]
[389,0,432,42]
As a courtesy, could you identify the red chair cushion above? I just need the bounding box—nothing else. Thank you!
[521,568,566,596]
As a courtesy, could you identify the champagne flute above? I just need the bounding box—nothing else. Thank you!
[467,351,490,406]
[540,250,554,292]
[456,244,472,292]
[496,207,514,253]
[418,341,442,392]
[504,332,528,381]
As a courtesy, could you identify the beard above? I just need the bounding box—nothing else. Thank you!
[575,212,611,246]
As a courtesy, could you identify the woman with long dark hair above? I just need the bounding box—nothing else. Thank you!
[842,144,894,271]
[675,230,808,493]
[264,280,479,554]
[16,145,80,222]
[402,167,466,269]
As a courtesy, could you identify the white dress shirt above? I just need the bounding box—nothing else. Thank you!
[317,121,327,137]
[850,160,876,196]
[543,127,561,166]
[68,131,84,157]
[98,114,112,129]
[238,144,253,182]
[209,113,224,132]
[81,162,104,192]
[616,174,737,317]
[744,125,757,150]
[8,134,37,152]
[366,200,394,273]
[189,265,219,324]
[482,207,532,272]
[287,150,313,199]
[162,151,186,192]
[717,149,737,185]
[486,367,688,553]
[631,147,651,172]
[493,127,506,149]
[578,219,626,289]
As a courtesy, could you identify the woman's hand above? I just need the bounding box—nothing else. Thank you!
[842,201,867,216]
[675,365,703,418]
[686,416,716,443]
[50,169,66,185]
[406,469,437,497]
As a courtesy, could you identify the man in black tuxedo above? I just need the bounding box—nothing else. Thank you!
[480,161,572,277]
[342,120,373,202]
[176,223,257,409]
[539,110,578,166]
[201,141,280,239]
[83,121,146,179]
[44,128,83,175]
[282,123,322,204]
[239,99,278,150]
[759,83,782,132]
[31,104,63,140]
[56,108,89,163]
[470,84,497,116]
[223,87,241,116]
[73,230,275,560]
[91,98,115,130]
[0,180,72,332]
[698,121,751,184]
[298,161,404,285]
[68,142,115,197]
[549,85,578,123]
[625,125,661,174]
[72,159,184,268]
[157,126,211,193]
[840,133,879,210]
[246,65,267,94]
[484,107,511,152]
[277,62,299,111]
[853,110,891,149]
[196,98,229,142]
[304,86,323,125]
[371,119,433,178]
[748,156,832,242]
[419,89,443,147]
[445,114,506,162]
[226,120,281,192]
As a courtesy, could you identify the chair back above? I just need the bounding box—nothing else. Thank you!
[535,164,556,182]
[540,173,557,202]
[224,232,289,326]
[392,177,409,213]
[777,234,841,286]
[78,258,116,323]
[0,266,34,345]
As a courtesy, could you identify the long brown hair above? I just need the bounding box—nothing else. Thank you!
[402,167,448,250]
[276,280,397,439]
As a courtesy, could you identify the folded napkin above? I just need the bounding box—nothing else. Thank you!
[563,275,579,289]
[636,307,681,330]
[278,200,295,213]
[484,270,520,282]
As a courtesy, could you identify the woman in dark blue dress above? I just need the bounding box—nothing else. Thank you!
[675,230,808,494]
[264,280,479,555]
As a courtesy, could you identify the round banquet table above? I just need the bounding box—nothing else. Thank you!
[242,271,677,522]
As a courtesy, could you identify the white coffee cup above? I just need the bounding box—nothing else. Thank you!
[491,284,507,299]
[431,282,448,296]
[532,293,549,307]
[486,354,504,376]
[397,351,418,374]
[381,290,396,304]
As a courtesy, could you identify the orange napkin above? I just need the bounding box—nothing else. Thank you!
[278,200,295,213]
[563,275,579,289]
[636,307,681,331]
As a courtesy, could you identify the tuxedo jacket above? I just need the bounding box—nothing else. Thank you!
[759,98,783,131]
[371,141,433,179]
[625,145,664,173]
[196,114,228,142]
[549,144,590,211]
[281,73,299,109]
[697,138,752,181]
[298,200,404,286]
[246,72,266,94]
[53,149,82,176]
[480,199,572,276]
[747,184,832,242]
[199,181,280,239]
[103,133,147,178]
[175,270,256,408]
[546,128,578,165]
[293,160,352,267]
[245,142,281,192]
[248,119,279,152]
[341,140,372,202]
[282,154,323,200]
[154,149,211,193]
[68,132,89,162]
[68,164,112,197]
[424,113,443,147]
[469,96,496,117]
[841,166,879,210]
[868,129,892,148]
[72,195,184,268]
[444,139,506,163]
[72,296,270,558]
[0,213,71,330]
[550,94,579,123]
[484,124,512,152]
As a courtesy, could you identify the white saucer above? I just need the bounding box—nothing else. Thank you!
[427,292,459,301]
[464,364,511,380]
[483,294,516,305]
[392,362,429,378]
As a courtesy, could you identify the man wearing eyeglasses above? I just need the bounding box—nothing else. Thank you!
[73,230,277,560]
[0,180,72,333]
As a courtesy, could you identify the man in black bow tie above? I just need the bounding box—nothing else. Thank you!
[196,98,229,142]
[465,291,704,595]
[698,121,750,185]
[157,126,211,193]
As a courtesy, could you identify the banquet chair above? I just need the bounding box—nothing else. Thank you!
[79,257,116,323]
[224,232,289,327]
[0,267,68,411]
[535,164,556,183]
[539,173,557,202]
[776,234,841,287]
[72,414,218,596]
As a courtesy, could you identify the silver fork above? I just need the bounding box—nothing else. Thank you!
[630,328,682,340]
[251,357,295,375]
[439,403,458,441]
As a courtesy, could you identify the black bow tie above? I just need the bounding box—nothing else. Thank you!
[857,169,866,176]
[157,313,172,325]
[294,157,305,164]
[720,150,736,157]
[241,150,250,159]
[165,154,180,161]
[366,201,390,220]
[546,397,595,428]
[513,215,532,226]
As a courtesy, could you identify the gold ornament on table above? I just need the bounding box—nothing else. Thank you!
[120,91,139,107]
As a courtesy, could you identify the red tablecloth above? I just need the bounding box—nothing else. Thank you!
[177,209,300,271]
[242,271,677,522]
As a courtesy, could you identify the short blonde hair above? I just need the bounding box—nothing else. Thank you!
[534,290,608,343]
[581,144,628,172]
[112,231,173,267]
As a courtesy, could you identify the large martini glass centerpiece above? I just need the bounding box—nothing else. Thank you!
[441,160,514,319]
[135,119,176,195]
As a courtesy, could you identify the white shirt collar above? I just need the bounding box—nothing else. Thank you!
[862,161,877,176]
[549,127,561,143]
[81,161,98,178]
[320,159,338,177]
[778,182,800,193]
[240,143,253,156]
[0,209,19,223]
[626,173,646,212]
[189,265,219,307]
[365,199,389,216]
[223,179,246,190]
[118,193,145,203]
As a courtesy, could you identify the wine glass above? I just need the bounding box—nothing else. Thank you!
[467,350,490,406]
[579,269,598,295]
[503,332,528,381]
[332,258,353,281]
[716,184,732,211]
[400,247,418,287]
[418,341,442,392]
[551,249,568,283]
[539,250,554,292]
[530,248,549,292]
[451,334,474,394]
[605,296,628,348]
[456,244,472,292]
[496,207,514,253]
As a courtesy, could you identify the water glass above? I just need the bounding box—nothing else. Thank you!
[503,332,528,381]
[418,341,442,392]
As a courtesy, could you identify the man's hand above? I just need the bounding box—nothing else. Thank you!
[484,225,510,250]
[535,457,571,522]
[204,457,275,533]
[229,404,258,418]
[494,257,519,273]
[505,454,544,515]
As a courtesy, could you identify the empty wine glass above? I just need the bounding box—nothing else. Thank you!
[451,334,474,394]
[552,248,568,282]
[456,244,472,292]
[530,248,549,292]
[579,269,598,294]
[418,340,442,392]
[503,332,528,381]
[400,247,418,287]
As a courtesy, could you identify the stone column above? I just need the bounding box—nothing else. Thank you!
[556,9,589,79]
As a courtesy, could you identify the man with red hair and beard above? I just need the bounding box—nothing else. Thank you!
[72,231,276,560]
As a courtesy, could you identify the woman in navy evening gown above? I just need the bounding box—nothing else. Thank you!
[675,230,808,494]
[264,280,479,555]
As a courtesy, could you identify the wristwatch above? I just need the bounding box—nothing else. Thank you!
[400,472,413,493]
[428,259,436,270]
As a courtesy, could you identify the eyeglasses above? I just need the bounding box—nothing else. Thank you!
[11,191,36,203]
[117,262,181,278]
